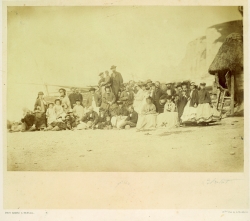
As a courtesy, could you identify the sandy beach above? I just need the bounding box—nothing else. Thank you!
[6,117,244,172]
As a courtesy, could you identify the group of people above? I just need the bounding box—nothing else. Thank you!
[8,65,221,133]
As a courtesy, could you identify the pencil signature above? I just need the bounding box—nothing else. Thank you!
[206,178,243,185]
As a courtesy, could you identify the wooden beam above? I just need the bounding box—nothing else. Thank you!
[230,74,235,116]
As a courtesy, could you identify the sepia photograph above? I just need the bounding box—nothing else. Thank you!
[6,5,244,172]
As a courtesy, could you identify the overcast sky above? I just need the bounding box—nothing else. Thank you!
[8,6,242,86]
[7,6,242,120]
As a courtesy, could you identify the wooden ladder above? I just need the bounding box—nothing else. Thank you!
[215,72,235,116]
[216,89,231,116]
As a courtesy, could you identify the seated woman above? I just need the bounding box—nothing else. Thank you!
[133,84,144,114]
[111,101,129,129]
[136,96,157,132]
[157,95,179,128]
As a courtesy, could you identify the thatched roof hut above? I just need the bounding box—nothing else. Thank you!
[208,32,244,109]
[209,33,243,76]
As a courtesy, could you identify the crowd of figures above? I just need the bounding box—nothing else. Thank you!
[9,65,221,133]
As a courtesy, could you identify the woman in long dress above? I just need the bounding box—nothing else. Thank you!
[157,95,179,128]
[181,82,199,124]
[136,96,157,131]
[141,85,151,110]
[196,83,221,124]
[133,84,144,114]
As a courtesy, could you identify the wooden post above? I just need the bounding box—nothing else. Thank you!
[230,74,235,116]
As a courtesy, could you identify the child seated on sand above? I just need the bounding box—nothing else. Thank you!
[73,99,85,119]
[53,99,64,119]
[46,102,57,126]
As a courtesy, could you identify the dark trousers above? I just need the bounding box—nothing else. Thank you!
[119,121,136,128]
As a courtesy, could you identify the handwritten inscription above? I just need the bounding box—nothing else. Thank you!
[206,178,243,185]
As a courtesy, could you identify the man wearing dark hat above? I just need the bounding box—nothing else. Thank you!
[110,65,123,99]
[86,87,101,112]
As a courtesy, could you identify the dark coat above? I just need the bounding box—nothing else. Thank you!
[152,88,163,112]
[102,76,111,87]
[86,93,101,108]
[69,93,83,108]
[34,99,47,112]
[198,89,211,104]
[119,90,134,106]
[115,106,129,116]
[177,95,188,119]
[111,71,123,96]
[97,113,107,123]
[189,89,199,107]
[21,113,36,127]
[125,111,138,124]
[101,92,116,110]
[156,101,165,114]
[81,111,99,125]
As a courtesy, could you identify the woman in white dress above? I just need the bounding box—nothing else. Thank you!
[157,95,179,129]
[140,84,151,113]
[133,84,144,114]
[136,96,157,131]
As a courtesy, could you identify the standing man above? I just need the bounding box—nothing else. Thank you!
[68,87,76,108]
[152,81,163,113]
[100,70,111,88]
[110,65,123,99]
[68,87,83,108]
[98,72,105,94]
